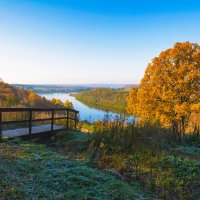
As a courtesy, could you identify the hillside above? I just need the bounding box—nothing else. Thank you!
[0,82,55,108]
[0,136,144,200]
[73,88,129,113]
[0,127,199,199]
[51,127,199,199]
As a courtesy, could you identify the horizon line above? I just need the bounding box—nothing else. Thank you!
[10,82,138,85]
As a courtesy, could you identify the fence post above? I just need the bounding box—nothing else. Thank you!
[29,109,32,141]
[51,109,54,132]
[67,109,69,129]
[0,111,2,140]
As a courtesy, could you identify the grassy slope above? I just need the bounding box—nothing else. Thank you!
[48,130,200,199]
[0,138,144,200]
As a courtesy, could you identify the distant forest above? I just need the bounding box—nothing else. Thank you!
[73,88,130,113]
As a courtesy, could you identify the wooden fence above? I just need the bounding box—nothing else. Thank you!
[0,107,79,139]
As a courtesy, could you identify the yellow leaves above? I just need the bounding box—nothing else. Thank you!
[100,142,105,148]
[190,103,200,112]
[52,98,63,106]
[127,42,200,130]
[174,103,190,119]
[64,100,73,109]
[126,88,138,116]
[52,98,73,108]
[28,92,37,106]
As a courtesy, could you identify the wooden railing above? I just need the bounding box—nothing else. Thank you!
[0,107,79,139]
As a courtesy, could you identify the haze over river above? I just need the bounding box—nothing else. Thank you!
[40,93,120,122]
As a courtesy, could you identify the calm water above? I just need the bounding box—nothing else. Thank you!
[40,93,119,122]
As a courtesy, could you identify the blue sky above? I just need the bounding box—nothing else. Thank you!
[0,0,200,84]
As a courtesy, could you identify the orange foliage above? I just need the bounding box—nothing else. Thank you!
[127,42,200,135]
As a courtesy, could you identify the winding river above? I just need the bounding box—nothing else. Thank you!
[40,93,120,122]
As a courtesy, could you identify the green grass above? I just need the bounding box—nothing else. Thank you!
[47,128,200,199]
[0,138,145,200]
[2,128,198,199]
[87,121,200,199]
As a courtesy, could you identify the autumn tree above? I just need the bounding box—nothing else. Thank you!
[52,98,63,106]
[5,94,15,106]
[28,92,37,106]
[64,100,73,109]
[127,42,200,138]
[126,88,138,116]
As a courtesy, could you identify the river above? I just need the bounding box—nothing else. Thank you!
[40,93,121,122]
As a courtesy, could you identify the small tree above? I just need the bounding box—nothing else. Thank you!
[64,100,73,109]
[28,92,37,106]
[127,42,200,138]
[52,98,63,106]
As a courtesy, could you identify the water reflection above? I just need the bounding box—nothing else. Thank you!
[40,93,119,122]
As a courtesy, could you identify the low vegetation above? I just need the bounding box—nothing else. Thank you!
[0,138,145,200]
[48,119,200,199]
[73,88,129,113]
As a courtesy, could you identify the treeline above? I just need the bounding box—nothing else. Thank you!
[73,88,129,113]
[0,82,55,108]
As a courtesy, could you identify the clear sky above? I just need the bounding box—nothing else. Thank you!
[0,0,200,84]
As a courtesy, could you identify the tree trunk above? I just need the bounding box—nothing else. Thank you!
[172,120,178,141]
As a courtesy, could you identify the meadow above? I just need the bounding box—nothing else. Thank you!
[47,117,200,199]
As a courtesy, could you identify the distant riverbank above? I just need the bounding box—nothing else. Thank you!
[71,88,129,114]
[71,94,127,114]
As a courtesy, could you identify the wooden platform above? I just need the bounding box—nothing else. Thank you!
[2,124,66,138]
